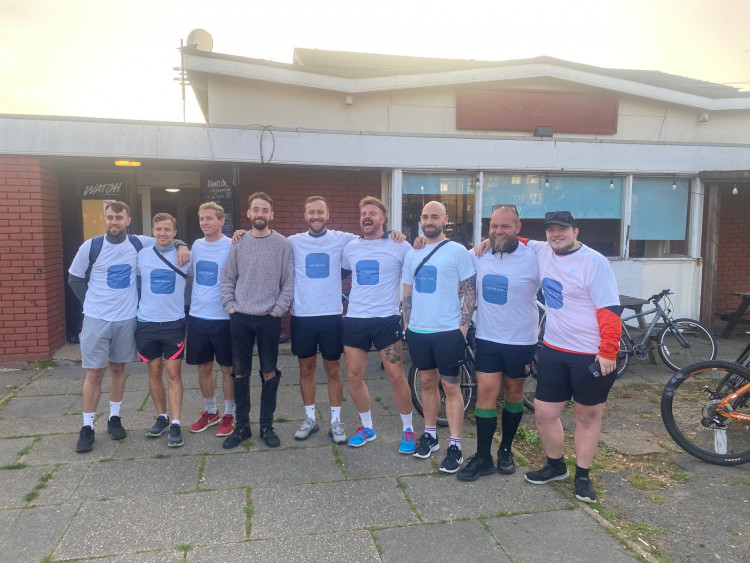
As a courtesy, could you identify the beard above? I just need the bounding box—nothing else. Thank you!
[252,217,268,231]
[308,219,327,234]
[421,225,443,239]
[491,233,517,252]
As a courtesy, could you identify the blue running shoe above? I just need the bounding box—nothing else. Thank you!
[399,428,417,454]
[348,426,376,447]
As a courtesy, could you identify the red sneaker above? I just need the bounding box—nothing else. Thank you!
[189,411,220,433]
[216,414,235,437]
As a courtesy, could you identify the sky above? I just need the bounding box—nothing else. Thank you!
[1,0,748,124]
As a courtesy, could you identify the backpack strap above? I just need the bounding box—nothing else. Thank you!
[128,234,143,253]
[414,239,450,278]
[85,235,105,281]
[152,246,188,279]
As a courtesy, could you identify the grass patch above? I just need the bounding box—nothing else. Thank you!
[1,462,27,470]
[25,468,56,503]
[627,472,666,491]
[274,417,287,423]
[515,424,540,446]
[727,475,750,486]
[245,487,253,535]
[646,493,669,505]
[175,544,193,554]
[332,444,346,477]
[196,454,207,488]
[16,436,40,458]
[395,477,423,522]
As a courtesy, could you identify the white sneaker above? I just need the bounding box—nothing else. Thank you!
[328,420,347,444]
[294,417,319,440]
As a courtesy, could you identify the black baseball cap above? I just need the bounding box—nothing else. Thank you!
[542,210,577,229]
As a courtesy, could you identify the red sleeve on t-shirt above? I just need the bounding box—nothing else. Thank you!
[596,307,622,360]
[518,237,529,245]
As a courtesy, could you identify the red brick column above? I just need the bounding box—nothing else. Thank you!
[0,156,65,363]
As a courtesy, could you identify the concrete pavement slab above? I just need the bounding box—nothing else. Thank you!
[0,413,84,438]
[113,425,223,458]
[0,436,34,466]
[485,509,637,562]
[77,550,183,562]
[401,472,571,521]
[17,373,86,396]
[340,438,433,479]
[0,465,53,508]
[31,462,87,505]
[0,504,78,562]
[0,394,79,417]
[376,519,509,562]
[250,477,418,539]
[54,489,246,560]
[202,445,343,488]
[188,530,380,562]
[20,432,119,465]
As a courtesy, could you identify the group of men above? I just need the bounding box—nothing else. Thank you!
[69,192,620,504]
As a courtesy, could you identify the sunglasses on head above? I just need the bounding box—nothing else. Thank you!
[544,210,576,223]
[491,203,519,216]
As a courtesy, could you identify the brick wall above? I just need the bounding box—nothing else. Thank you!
[714,184,750,312]
[0,156,65,363]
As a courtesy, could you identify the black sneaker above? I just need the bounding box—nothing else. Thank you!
[167,423,183,448]
[574,476,597,503]
[260,426,280,448]
[524,463,569,484]
[413,432,439,459]
[222,425,252,449]
[146,415,170,437]
[107,416,127,440]
[76,425,95,453]
[439,444,464,473]
[497,448,516,475]
[457,454,495,481]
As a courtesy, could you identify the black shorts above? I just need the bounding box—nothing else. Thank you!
[342,315,402,352]
[135,319,186,362]
[230,313,281,376]
[475,339,536,379]
[186,316,232,367]
[291,314,343,361]
[405,329,465,383]
[535,345,616,406]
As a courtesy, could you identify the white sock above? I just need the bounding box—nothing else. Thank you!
[203,396,217,414]
[400,412,413,432]
[331,406,341,423]
[305,404,316,420]
[450,436,462,450]
[425,425,437,439]
[224,400,235,416]
[83,412,95,428]
[109,401,121,419]
[359,410,373,430]
[159,413,168,420]
[172,419,180,426]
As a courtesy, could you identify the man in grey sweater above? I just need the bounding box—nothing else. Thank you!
[220,192,294,449]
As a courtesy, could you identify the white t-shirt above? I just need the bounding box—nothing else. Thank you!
[288,229,357,317]
[136,245,191,323]
[189,236,232,320]
[471,243,541,345]
[68,235,154,322]
[528,240,619,354]
[402,240,475,332]
[341,236,412,318]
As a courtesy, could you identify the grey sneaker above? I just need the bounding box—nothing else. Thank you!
[146,415,170,437]
[294,417,320,441]
[167,423,183,448]
[328,420,347,444]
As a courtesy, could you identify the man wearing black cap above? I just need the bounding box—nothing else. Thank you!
[521,210,620,504]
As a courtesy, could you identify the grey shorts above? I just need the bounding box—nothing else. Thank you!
[80,316,138,369]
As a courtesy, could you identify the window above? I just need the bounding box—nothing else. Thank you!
[629,178,689,258]
[483,174,623,257]
[403,173,475,248]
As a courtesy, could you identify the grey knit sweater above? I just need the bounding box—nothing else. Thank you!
[220,230,294,317]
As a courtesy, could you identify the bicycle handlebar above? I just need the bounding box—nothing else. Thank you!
[648,289,673,303]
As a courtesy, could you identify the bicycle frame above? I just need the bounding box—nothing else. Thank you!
[715,379,750,423]
[621,298,690,349]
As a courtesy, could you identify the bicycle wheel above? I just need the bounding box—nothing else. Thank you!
[407,362,476,427]
[657,319,717,372]
[279,333,292,344]
[523,372,536,412]
[615,337,631,379]
[661,361,750,465]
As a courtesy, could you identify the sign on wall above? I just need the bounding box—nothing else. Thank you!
[205,170,236,238]
[78,176,126,199]
[456,89,618,135]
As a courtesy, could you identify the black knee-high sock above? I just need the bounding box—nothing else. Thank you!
[474,407,498,460]
[500,402,524,450]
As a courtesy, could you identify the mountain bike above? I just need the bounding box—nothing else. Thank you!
[407,324,477,427]
[661,345,750,465]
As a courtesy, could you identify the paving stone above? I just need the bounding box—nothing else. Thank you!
[203,444,343,488]
[377,519,509,562]
[0,394,79,417]
[0,436,34,466]
[77,550,183,562]
[402,472,570,522]
[485,509,637,562]
[0,504,78,561]
[250,477,418,539]
[113,425,223,458]
[0,464,53,508]
[188,531,380,562]
[55,489,246,559]
[17,374,86,396]
[31,462,88,505]
[0,414,83,438]
[20,433,119,465]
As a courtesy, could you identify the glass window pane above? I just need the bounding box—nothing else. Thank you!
[402,173,475,248]
[630,178,689,258]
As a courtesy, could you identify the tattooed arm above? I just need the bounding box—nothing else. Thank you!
[402,283,413,334]
[459,274,477,339]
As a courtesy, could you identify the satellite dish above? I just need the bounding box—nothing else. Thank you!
[186,29,213,52]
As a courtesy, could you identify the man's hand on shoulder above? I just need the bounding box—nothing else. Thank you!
[413,236,427,249]
[390,230,408,243]
[232,230,246,244]
[472,239,491,257]
[176,244,190,267]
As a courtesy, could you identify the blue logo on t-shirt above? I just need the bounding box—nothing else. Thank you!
[482,274,509,305]
[150,269,176,295]
[542,278,564,309]
[356,260,380,285]
[107,264,131,289]
[305,253,330,279]
[415,265,437,293]
[195,260,218,287]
